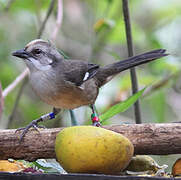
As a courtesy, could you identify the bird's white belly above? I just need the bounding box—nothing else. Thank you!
[30,72,98,109]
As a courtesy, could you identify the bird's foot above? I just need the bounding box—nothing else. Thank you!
[15,118,45,142]
[93,121,102,127]
[15,111,58,142]
[91,113,101,127]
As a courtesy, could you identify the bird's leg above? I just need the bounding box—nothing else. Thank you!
[16,107,61,142]
[90,105,101,127]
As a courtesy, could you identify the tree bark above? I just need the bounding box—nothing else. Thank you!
[0,123,181,161]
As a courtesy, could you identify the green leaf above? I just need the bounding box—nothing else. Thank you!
[59,50,69,59]
[100,87,146,123]
[33,159,65,173]
[94,19,115,33]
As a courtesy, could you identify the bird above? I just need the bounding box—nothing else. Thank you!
[12,39,168,140]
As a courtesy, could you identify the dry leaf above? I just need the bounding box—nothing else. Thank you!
[0,160,26,172]
[172,158,181,176]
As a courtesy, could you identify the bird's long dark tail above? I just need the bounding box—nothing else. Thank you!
[96,49,168,87]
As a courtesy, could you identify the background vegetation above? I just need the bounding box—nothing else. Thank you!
[0,0,181,171]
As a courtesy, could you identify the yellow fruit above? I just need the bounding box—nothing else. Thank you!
[55,126,134,174]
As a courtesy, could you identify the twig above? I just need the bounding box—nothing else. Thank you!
[2,68,29,98]
[122,0,142,124]
[70,110,78,126]
[143,72,179,97]
[0,83,3,120]
[4,0,15,11]
[8,78,28,128]
[37,0,56,38]
[51,0,63,41]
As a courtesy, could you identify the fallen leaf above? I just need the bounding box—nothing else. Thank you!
[125,155,168,176]
[0,160,26,172]
[172,158,181,176]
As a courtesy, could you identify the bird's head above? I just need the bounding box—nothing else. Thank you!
[12,39,62,72]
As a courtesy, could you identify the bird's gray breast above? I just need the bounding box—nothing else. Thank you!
[29,71,99,109]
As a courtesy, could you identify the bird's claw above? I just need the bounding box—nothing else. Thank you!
[15,119,45,142]
[91,112,101,127]
[93,121,102,127]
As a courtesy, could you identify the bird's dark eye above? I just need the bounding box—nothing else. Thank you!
[33,49,42,55]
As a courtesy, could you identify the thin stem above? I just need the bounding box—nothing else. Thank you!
[143,72,180,97]
[37,0,56,38]
[70,110,78,126]
[122,0,142,124]
[4,0,15,11]
[2,68,29,98]
[8,78,28,128]
[51,0,63,41]
[0,83,3,120]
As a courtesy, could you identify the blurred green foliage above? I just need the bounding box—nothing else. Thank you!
[0,0,180,129]
[0,0,181,172]
[100,87,146,123]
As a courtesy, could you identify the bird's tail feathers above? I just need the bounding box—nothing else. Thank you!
[96,49,168,87]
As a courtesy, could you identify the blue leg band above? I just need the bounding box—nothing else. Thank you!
[49,112,55,119]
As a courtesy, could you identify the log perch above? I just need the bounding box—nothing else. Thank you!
[0,123,181,161]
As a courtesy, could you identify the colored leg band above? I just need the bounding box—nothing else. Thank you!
[41,114,50,121]
[91,113,99,122]
[92,116,99,122]
[49,112,55,119]
[91,113,97,119]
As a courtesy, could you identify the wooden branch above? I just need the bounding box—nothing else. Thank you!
[0,123,181,161]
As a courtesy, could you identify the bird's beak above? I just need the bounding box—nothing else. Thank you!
[12,49,29,59]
